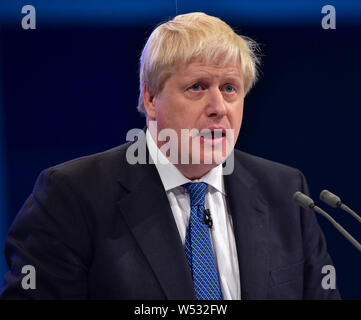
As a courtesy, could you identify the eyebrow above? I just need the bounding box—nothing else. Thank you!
[182,72,242,83]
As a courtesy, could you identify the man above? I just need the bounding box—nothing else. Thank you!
[0,12,340,299]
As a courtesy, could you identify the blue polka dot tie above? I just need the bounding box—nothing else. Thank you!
[183,182,223,300]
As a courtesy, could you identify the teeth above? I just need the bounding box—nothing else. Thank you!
[199,129,224,139]
[212,129,224,138]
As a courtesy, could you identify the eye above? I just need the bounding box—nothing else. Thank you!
[189,83,203,91]
[223,84,236,93]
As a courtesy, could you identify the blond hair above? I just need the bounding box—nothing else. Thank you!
[137,12,260,116]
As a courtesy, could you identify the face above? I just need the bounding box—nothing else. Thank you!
[144,58,245,173]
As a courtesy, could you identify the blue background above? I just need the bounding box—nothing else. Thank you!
[0,0,360,299]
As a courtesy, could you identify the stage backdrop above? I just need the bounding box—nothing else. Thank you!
[0,0,360,299]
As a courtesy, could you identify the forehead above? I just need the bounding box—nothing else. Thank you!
[173,58,243,81]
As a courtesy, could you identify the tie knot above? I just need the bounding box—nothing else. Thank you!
[183,182,208,207]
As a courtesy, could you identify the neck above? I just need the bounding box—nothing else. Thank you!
[174,163,216,180]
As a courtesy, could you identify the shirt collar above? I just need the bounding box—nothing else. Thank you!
[146,129,226,195]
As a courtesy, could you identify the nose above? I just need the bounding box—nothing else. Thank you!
[205,87,227,118]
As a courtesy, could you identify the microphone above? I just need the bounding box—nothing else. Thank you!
[293,191,315,209]
[203,209,213,229]
[293,191,361,252]
[320,190,361,224]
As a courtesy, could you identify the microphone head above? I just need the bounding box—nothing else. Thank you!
[293,191,315,209]
[320,190,341,208]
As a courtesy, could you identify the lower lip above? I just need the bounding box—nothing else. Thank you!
[200,136,226,146]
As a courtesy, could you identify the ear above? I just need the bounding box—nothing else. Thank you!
[142,85,156,120]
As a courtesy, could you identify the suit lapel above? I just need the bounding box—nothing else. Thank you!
[224,157,269,299]
[116,136,269,299]
[117,142,195,299]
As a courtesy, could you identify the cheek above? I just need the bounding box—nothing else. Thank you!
[155,103,185,134]
[230,102,244,137]
[156,96,196,129]
[230,101,244,123]
[154,97,173,124]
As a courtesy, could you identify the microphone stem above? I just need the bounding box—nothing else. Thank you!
[314,206,361,252]
[340,204,361,224]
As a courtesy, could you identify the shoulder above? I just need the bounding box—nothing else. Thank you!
[34,142,132,192]
[231,149,307,198]
[234,149,303,179]
[51,143,130,173]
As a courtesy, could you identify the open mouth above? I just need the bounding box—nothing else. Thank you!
[198,128,226,144]
[201,128,225,138]
[211,130,226,138]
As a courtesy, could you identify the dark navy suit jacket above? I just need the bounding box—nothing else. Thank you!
[0,139,341,299]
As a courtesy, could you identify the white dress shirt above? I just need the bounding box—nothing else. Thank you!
[146,129,241,300]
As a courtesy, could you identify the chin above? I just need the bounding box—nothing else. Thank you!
[196,151,226,166]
